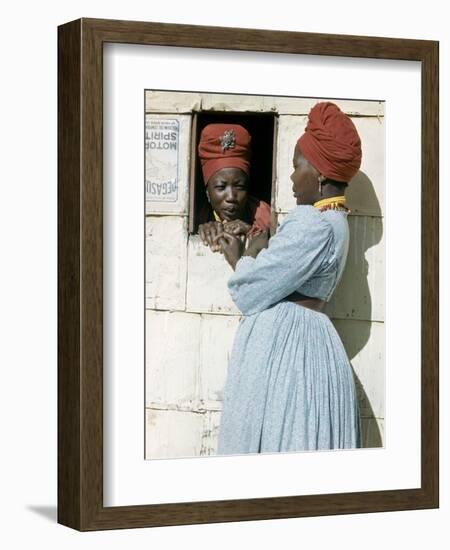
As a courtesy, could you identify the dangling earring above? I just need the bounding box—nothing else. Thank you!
[318,175,325,196]
[206,192,211,203]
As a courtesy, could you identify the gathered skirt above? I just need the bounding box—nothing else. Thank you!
[217,301,361,455]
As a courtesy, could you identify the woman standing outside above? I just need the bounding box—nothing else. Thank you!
[215,102,362,454]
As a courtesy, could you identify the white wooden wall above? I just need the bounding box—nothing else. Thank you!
[145,91,385,458]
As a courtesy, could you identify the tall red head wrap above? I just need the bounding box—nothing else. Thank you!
[198,123,251,185]
[296,102,362,182]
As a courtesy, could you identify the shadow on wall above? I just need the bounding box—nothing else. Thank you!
[325,170,384,449]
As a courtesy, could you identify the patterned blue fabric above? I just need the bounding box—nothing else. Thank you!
[217,205,361,454]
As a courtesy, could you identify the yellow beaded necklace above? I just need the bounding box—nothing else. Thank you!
[313,196,350,213]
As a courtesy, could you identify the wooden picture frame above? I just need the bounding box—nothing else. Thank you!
[58,17,439,531]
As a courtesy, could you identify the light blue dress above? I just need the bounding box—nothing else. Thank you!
[217,204,361,455]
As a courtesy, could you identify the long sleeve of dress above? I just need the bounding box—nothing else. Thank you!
[228,206,336,315]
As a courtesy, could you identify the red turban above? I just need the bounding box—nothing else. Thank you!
[198,124,251,185]
[296,102,362,182]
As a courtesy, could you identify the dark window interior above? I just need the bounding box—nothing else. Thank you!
[189,111,277,234]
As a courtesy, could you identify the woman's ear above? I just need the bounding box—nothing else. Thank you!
[206,190,211,203]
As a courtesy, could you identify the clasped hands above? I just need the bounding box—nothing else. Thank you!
[198,220,269,270]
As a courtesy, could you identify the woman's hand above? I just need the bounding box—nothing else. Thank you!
[199,219,251,252]
[212,232,244,269]
[198,221,224,252]
[244,229,269,259]
[222,219,251,237]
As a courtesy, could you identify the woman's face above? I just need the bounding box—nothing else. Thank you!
[290,147,321,205]
[207,168,249,222]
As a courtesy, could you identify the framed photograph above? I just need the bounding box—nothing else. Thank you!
[58,18,439,531]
